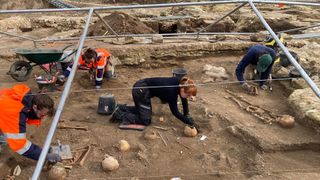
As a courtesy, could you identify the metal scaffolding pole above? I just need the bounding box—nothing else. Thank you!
[292,33,320,39]
[0,1,319,14]
[0,31,37,47]
[278,23,320,34]
[248,0,320,98]
[0,1,243,14]
[252,0,320,6]
[31,8,94,180]
[197,2,247,39]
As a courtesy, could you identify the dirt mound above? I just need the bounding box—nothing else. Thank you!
[90,12,155,36]
[0,0,48,10]
[0,16,32,32]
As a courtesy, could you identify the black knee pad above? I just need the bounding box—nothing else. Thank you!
[140,118,151,126]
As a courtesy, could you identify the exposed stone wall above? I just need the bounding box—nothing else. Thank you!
[288,88,320,132]
[107,41,254,65]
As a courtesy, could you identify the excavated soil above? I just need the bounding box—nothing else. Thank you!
[1,1,320,180]
[89,12,156,36]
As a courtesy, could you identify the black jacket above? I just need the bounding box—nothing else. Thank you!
[143,77,192,125]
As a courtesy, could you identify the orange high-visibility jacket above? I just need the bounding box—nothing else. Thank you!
[79,48,111,69]
[64,48,111,85]
[79,48,111,86]
[0,84,42,160]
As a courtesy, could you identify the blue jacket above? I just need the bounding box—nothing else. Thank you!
[235,45,276,86]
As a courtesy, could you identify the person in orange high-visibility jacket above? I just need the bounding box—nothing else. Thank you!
[63,48,112,89]
[0,84,60,162]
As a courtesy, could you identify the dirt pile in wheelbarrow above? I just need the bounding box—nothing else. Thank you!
[89,12,155,36]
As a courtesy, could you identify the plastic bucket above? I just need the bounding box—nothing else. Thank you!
[36,75,56,91]
[278,51,299,67]
[97,93,116,115]
[172,68,187,80]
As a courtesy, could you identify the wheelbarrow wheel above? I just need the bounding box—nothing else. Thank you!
[9,61,32,82]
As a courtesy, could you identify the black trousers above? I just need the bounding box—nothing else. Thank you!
[114,80,152,125]
[131,79,152,125]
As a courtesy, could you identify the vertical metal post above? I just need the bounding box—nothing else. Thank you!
[196,2,247,40]
[94,11,119,40]
[248,0,320,98]
[31,8,94,180]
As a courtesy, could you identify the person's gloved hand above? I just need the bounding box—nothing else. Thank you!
[186,115,201,133]
[260,84,268,90]
[186,114,194,126]
[241,82,251,91]
[88,69,95,80]
[189,122,200,132]
[79,65,90,70]
[46,153,62,164]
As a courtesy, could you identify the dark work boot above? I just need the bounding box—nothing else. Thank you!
[110,106,124,123]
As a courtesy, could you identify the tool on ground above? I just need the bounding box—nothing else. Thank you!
[58,124,88,131]
[119,124,146,131]
[50,140,73,160]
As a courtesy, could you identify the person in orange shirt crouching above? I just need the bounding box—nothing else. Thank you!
[63,48,115,89]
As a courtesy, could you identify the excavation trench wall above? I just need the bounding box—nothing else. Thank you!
[107,41,255,65]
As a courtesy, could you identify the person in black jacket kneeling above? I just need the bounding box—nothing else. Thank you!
[112,76,197,127]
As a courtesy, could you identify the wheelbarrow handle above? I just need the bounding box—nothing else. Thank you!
[61,44,73,51]
[58,45,88,62]
[61,45,87,51]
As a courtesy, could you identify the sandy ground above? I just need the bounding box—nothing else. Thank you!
[1,1,320,179]
[1,50,320,179]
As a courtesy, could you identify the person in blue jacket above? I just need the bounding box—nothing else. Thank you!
[235,44,276,91]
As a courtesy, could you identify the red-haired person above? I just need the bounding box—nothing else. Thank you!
[112,76,197,128]
[64,48,112,89]
[0,84,60,162]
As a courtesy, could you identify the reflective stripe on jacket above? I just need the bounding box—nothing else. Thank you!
[0,84,42,160]
[94,49,110,85]
[64,48,111,85]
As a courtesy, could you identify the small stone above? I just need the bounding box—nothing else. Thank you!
[159,117,164,122]
[152,34,163,43]
[144,130,158,140]
[190,96,196,102]
[118,140,130,152]
[48,163,67,180]
[291,78,308,89]
[102,155,119,172]
[183,126,197,137]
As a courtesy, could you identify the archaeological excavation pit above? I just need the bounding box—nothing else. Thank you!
[1,1,320,179]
